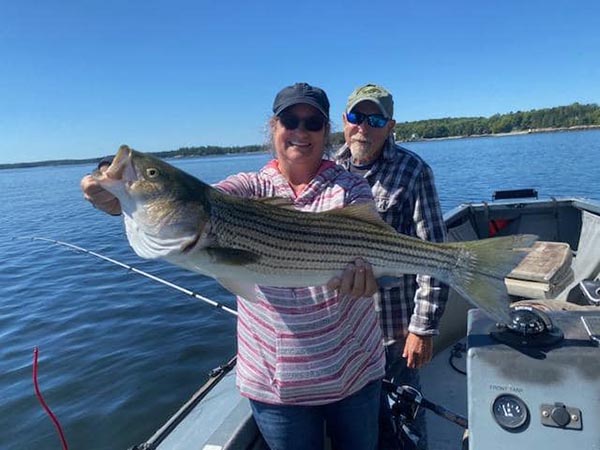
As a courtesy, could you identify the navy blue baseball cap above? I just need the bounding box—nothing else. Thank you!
[272,82,330,119]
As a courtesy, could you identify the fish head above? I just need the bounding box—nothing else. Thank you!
[93,145,211,259]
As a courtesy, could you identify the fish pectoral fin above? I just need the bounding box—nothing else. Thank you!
[324,204,396,232]
[206,246,261,265]
[180,233,201,253]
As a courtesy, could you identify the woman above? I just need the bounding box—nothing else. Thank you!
[81,82,385,450]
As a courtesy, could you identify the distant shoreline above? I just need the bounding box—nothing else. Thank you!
[0,148,269,171]
[400,124,600,143]
[2,125,600,171]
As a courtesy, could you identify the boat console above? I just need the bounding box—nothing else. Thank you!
[466,307,600,449]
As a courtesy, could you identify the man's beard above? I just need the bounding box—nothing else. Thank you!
[349,139,376,165]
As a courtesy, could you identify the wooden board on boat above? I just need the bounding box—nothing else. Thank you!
[505,241,573,299]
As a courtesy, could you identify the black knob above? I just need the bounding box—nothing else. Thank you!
[550,404,571,427]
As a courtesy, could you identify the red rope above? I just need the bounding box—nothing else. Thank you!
[33,347,69,450]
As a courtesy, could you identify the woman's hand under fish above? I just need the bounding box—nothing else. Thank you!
[327,258,378,300]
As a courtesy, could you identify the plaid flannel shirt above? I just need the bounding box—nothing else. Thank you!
[335,138,449,344]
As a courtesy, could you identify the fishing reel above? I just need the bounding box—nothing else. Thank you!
[385,382,422,424]
[382,381,423,450]
[382,380,468,450]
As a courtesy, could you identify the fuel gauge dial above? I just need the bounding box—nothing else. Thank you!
[492,394,529,431]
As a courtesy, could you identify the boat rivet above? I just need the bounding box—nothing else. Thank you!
[542,410,550,418]
[571,414,579,422]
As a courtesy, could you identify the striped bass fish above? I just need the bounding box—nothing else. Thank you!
[93,145,536,324]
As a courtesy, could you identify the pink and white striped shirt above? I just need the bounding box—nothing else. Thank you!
[216,159,385,405]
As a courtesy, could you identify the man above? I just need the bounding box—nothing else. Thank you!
[335,84,449,450]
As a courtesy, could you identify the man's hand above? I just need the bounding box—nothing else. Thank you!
[403,333,433,369]
[80,172,122,216]
[327,258,378,300]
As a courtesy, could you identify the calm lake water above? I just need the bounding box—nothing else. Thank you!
[1,130,599,450]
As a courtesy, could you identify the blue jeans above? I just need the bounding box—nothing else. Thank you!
[379,341,428,450]
[250,380,381,450]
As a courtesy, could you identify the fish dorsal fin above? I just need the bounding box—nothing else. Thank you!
[324,204,396,232]
[256,196,296,209]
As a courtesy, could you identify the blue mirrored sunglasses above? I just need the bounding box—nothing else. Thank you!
[346,111,389,128]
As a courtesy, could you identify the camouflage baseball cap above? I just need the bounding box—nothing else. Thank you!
[346,84,394,119]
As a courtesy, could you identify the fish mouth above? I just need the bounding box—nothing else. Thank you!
[92,145,135,184]
[108,145,132,180]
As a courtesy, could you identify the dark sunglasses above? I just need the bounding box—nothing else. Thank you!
[278,113,326,132]
[346,111,389,128]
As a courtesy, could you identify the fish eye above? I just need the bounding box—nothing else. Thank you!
[146,168,160,178]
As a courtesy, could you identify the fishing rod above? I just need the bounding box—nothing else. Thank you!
[19,236,238,317]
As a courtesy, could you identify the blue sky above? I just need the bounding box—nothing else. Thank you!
[2,0,599,164]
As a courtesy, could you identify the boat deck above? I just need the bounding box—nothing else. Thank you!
[421,338,468,449]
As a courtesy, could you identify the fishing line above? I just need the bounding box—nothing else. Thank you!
[19,236,238,317]
[33,347,69,450]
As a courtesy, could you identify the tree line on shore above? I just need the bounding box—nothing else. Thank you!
[1,145,264,170]
[3,103,599,170]
[390,102,600,141]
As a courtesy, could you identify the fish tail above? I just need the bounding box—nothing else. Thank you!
[446,234,537,324]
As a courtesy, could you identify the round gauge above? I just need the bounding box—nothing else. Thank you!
[492,394,529,430]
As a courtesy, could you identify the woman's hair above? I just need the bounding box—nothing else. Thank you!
[264,114,334,158]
